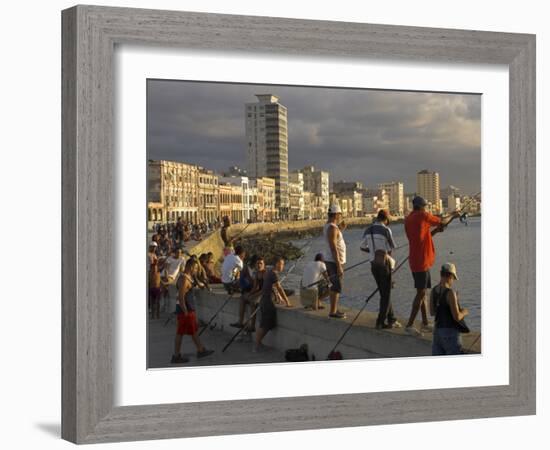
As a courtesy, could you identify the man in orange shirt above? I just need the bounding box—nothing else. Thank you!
[404,196,460,336]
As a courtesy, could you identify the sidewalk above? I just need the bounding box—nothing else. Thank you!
[148,312,285,368]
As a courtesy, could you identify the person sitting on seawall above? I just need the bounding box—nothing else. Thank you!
[429,263,469,356]
[221,245,246,295]
[299,253,330,311]
[194,253,212,291]
[229,255,258,328]
[204,252,222,284]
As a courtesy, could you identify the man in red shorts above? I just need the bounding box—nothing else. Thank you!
[404,196,460,336]
[171,258,214,364]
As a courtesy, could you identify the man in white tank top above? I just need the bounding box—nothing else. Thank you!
[323,204,347,319]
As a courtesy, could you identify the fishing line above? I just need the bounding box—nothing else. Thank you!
[327,196,481,358]
[222,235,316,353]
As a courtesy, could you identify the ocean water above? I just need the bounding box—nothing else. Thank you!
[286,217,481,331]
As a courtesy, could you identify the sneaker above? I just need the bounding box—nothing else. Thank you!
[405,326,423,337]
[170,354,190,364]
[389,320,402,329]
[421,323,434,332]
[329,311,346,319]
[230,322,243,328]
[375,322,392,330]
[197,349,214,359]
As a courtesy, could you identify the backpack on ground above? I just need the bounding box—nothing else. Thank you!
[285,344,309,362]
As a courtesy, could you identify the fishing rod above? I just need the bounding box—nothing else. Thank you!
[221,237,315,353]
[327,255,411,358]
[302,240,409,290]
[229,221,253,243]
[326,197,481,358]
[198,232,315,337]
[198,291,238,336]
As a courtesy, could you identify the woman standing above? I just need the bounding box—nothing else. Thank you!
[254,257,292,352]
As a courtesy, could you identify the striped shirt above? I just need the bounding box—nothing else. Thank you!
[361,221,396,260]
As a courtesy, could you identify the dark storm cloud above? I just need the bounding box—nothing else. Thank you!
[147,80,481,194]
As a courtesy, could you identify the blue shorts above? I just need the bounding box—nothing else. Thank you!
[432,327,463,356]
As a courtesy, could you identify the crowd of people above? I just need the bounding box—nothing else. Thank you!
[150,217,222,255]
[148,194,471,364]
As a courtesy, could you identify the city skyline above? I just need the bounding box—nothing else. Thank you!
[147,79,481,194]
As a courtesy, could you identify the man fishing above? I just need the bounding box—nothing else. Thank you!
[323,204,347,319]
[404,196,460,336]
[361,209,401,329]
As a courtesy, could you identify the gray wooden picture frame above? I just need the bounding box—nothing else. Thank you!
[61,5,536,444]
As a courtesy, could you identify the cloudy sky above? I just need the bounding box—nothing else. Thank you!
[147,79,481,194]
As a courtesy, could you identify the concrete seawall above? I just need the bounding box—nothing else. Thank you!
[194,287,481,361]
[228,217,384,240]
[186,217,382,263]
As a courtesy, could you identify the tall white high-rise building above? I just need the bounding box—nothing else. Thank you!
[245,94,289,218]
[417,169,441,213]
[378,181,404,216]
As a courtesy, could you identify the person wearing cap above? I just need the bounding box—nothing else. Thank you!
[323,204,347,319]
[160,247,186,313]
[429,263,469,355]
[404,196,460,336]
[360,210,400,329]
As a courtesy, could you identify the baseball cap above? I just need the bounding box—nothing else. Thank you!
[328,204,342,214]
[441,262,459,280]
[412,196,428,208]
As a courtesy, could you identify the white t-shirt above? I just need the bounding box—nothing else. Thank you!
[221,253,244,284]
[163,256,185,279]
[301,261,327,288]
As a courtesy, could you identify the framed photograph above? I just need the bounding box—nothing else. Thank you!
[62,5,535,444]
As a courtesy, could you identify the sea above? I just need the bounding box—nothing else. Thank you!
[286,217,482,331]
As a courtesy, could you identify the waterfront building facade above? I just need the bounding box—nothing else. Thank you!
[302,191,314,220]
[441,185,461,210]
[245,94,289,218]
[249,176,277,222]
[218,183,233,221]
[197,168,219,223]
[301,166,329,216]
[447,195,461,213]
[417,169,441,214]
[378,181,404,217]
[333,180,364,194]
[147,160,199,223]
[219,176,251,223]
[288,171,305,220]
